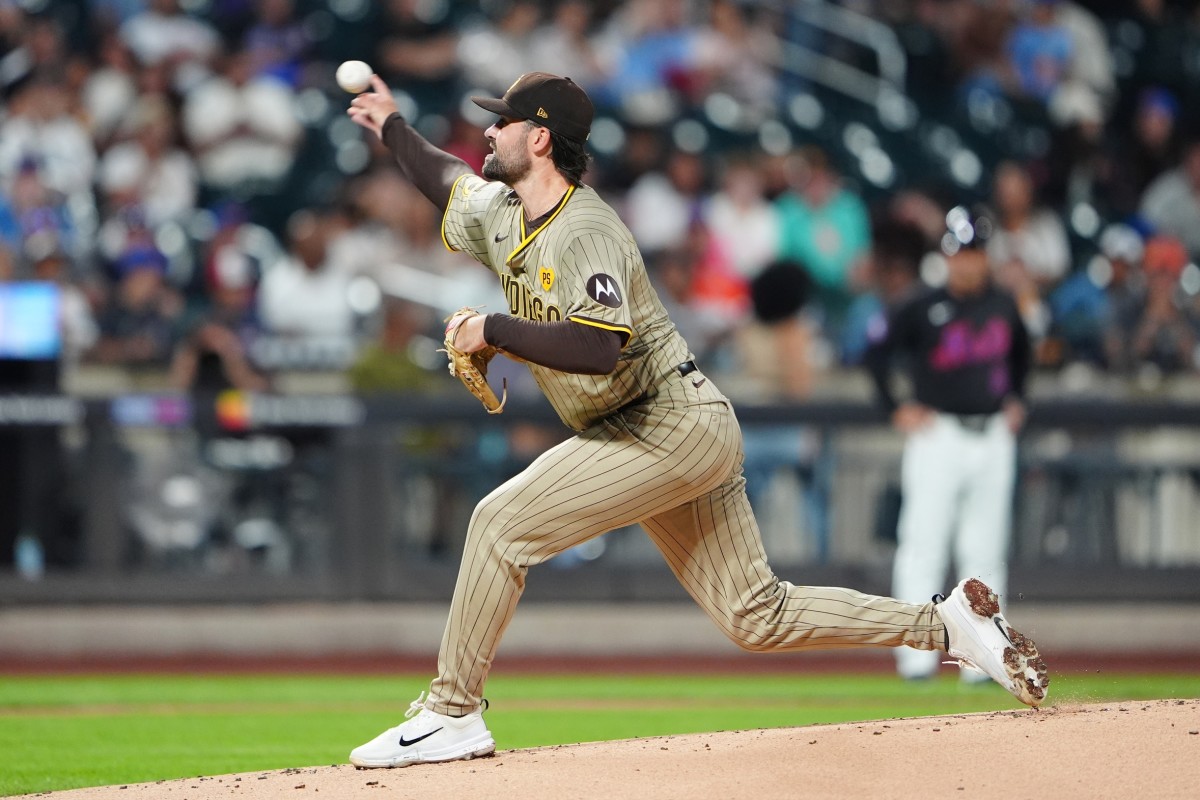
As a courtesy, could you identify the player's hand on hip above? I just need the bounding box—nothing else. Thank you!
[892,402,934,434]
[347,75,397,139]
[446,312,489,354]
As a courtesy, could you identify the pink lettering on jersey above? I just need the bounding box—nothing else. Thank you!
[930,319,1011,371]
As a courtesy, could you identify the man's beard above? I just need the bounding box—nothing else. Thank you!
[482,146,531,184]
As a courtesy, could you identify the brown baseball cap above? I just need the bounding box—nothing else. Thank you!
[471,72,594,143]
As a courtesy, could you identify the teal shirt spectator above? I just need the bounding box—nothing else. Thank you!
[774,185,870,337]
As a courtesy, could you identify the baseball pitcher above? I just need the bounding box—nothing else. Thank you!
[345,71,1048,769]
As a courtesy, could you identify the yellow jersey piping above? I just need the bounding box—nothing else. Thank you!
[439,173,471,252]
[568,315,634,348]
[505,185,576,266]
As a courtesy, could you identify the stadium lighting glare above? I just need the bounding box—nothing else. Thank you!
[859,148,895,188]
[335,141,370,174]
[672,119,709,154]
[296,88,332,126]
[758,120,792,156]
[703,93,744,131]
[1070,203,1101,239]
[329,0,371,22]
[949,148,982,187]
[787,93,824,131]
[841,122,879,157]
[589,118,626,156]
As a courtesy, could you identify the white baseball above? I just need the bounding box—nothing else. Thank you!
[336,60,373,94]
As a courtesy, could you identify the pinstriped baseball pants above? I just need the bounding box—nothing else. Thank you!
[427,372,946,715]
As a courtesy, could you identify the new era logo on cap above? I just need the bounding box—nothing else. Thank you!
[472,72,594,142]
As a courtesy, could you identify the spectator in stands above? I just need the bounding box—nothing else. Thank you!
[458,0,542,95]
[593,0,702,123]
[258,210,354,339]
[1130,234,1198,376]
[1042,81,1107,213]
[80,31,141,153]
[692,0,780,122]
[529,0,608,94]
[118,0,220,91]
[0,157,85,268]
[600,125,666,192]
[1095,223,1148,374]
[370,0,461,112]
[329,169,480,286]
[1005,0,1073,105]
[324,172,409,286]
[648,245,712,362]
[170,243,269,396]
[681,218,751,346]
[774,146,871,346]
[97,95,198,229]
[1124,0,1193,97]
[1050,1,1115,111]
[1140,139,1200,260]
[0,12,72,94]
[0,73,97,203]
[950,0,1015,105]
[745,258,816,400]
[986,160,1070,342]
[703,153,778,282]
[439,113,490,175]
[625,148,708,256]
[842,218,928,366]
[181,48,302,195]
[92,242,184,368]
[241,0,311,89]
[197,201,281,304]
[1121,88,1183,212]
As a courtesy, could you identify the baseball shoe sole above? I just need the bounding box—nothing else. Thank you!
[936,578,1050,707]
[350,693,496,768]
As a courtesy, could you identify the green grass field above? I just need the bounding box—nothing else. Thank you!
[2,670,1198,797]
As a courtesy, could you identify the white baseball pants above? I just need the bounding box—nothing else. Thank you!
[892,412,1016,679]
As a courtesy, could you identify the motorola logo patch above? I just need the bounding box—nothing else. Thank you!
[587,274,623,308]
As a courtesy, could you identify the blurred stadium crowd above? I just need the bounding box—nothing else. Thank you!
[3,0,1200,402]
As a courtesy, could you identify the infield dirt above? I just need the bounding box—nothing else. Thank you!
[34,699,1199,800]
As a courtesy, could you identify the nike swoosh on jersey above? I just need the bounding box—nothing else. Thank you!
[494,233,509,243]
[398,728,443,747]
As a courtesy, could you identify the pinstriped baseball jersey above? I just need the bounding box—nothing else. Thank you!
[441,174,691,431]
[422,179,947,719]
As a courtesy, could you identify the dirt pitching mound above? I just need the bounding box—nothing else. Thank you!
[38,700,1200,800]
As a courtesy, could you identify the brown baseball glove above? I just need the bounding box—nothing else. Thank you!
[441,307,507,414]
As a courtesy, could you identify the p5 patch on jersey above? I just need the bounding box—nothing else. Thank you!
[538,266,555,291]
[587,274,623,308]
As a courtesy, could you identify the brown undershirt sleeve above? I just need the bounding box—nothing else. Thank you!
[380,112,473,210]
[483,315,621,375]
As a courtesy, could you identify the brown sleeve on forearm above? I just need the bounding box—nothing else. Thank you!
[484,315,621,375]
[380,112,473,210]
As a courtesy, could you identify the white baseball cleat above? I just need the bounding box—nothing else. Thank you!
[935,578,1050,707]
[350,693,496,768]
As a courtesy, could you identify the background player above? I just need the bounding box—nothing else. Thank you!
[866,207,1032,681]
[344,71,1048,768]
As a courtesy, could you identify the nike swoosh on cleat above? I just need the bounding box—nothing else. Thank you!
[994,617,1012,643]
[398,728,443,747]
